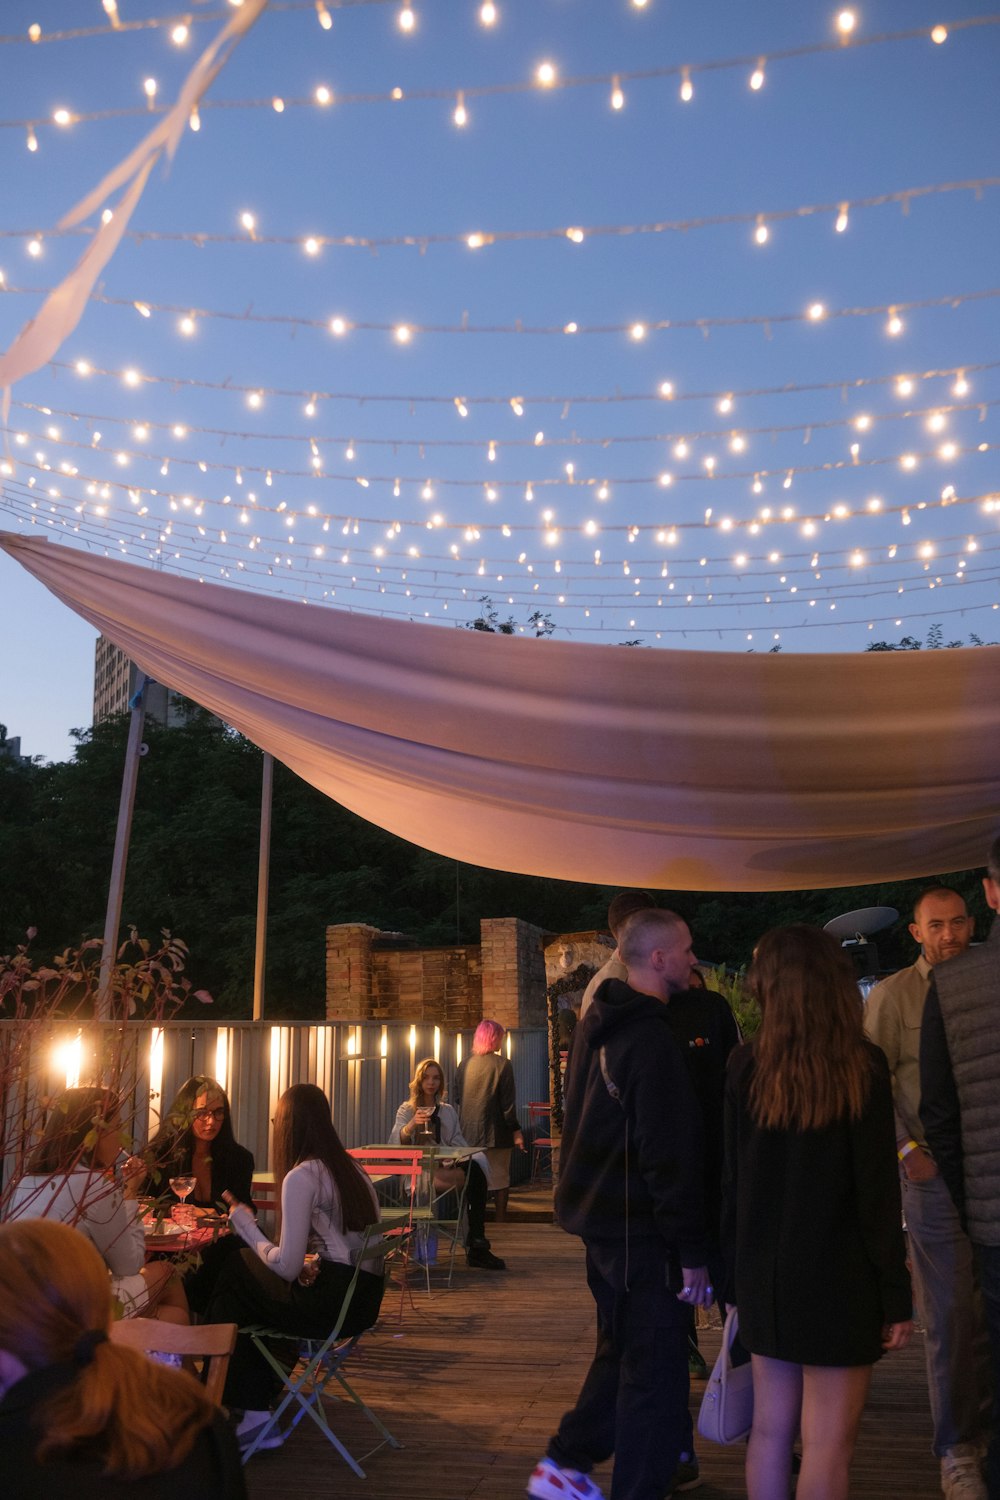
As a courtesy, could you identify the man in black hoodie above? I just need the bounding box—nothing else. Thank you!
[528,909,711,1500]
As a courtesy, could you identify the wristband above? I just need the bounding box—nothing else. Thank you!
[897,1140,919,1161]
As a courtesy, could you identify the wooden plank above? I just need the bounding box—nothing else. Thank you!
[244,1222,940,1499]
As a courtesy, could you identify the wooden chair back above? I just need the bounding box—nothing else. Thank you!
[109,1318,237,1404]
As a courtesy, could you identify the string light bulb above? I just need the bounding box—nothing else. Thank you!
[26,128,38,152]
[835,203,849,233]
[143,78,158,106]
[836,10,857,37]
[188,107,201,131]
[315,85,333,105]
[750,60,766,90]
[680,68,693,102]
[807,301,826,321]
[536,61,557,88]
[28,23,42,41]
[931,24,947,44]
[611,77,625,110]
[394,324,412,343]
[52,108,72,127]
[886,308,904,336]
[398,6,416,33]
[329,316,348,335]
[170,22,189,45]
[240,210,257,236]
[479,2,497,25]
[754,217,769,245]
[453,92,468,127]
[315,1,333,28]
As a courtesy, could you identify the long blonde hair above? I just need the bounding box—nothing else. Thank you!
[747,925,873,1131]
[407,1057,447,1112]
[0,1219,215,1478]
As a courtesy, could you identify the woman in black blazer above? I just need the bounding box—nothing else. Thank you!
[144,1075,255,1314]
[722,925,912,1500]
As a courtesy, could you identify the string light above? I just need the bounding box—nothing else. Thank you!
[314,85,333,106]
[611,77,625,111]
[143,78,158,106]
[536,61,557,88]
[931,24,948,44]
[52,107,73,126]
[479,2,497,26]
[680,68,693,102]
[315,1,333,29]
[836,10,857,38]
[171,22,190,46]
[749,60,766,90]
[754,217,769,245]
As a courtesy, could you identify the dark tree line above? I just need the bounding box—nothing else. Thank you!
[1,704,989,1018]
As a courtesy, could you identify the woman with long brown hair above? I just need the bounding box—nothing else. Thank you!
[0,1219,244,1498]
[9,1086,188,1324]
[721,925,912,1500]
[205,1083,382,1453]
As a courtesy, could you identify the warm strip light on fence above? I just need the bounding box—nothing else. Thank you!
[215,1027,230,1095]
[148,1025,164,1135]
[53,1030,83,1089]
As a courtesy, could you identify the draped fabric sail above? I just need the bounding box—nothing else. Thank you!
[5,533,999,892]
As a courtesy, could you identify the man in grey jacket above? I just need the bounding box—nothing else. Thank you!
[921,835,1000,1499]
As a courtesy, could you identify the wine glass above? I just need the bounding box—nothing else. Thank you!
[169,1175,197,1227]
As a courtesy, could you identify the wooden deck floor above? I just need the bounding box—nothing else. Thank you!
[244,1220,939,1500]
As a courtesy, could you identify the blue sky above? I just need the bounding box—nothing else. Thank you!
[2,0,999,760]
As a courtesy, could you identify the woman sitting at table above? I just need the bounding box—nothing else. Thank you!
[390,1057,506,1271]
[0,1219,245,1499]
[144,1075,255,1209]
[144,1076,255,1315]
[205,1083,385,1453]
[8,1087,188,1325]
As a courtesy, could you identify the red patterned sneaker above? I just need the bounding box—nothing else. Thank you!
[527,1457,605,1500]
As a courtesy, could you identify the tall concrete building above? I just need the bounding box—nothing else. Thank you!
[93,636,189,728]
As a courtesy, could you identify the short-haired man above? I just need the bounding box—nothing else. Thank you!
[579,891,656,1019]
[922,842,1000,1499]
[528,909,710,1500]
[865,887,988,1500]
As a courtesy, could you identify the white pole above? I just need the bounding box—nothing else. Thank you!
[98,681,148,1020]
[252,752,273,1022]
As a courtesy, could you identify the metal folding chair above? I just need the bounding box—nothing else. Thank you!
[239,1225,410,1473]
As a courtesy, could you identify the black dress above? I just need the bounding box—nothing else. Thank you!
[721,1040,911,1367]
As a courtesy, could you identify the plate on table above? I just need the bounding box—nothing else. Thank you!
[143,1217,185,1238]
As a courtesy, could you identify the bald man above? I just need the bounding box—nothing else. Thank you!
[866,887,988,1500]
[529,908,709,1500]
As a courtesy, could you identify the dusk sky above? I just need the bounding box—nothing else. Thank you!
[2,0,999,762]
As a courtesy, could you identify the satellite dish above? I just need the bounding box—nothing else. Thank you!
[823,906,898,941]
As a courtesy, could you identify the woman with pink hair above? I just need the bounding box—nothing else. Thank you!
[455,1020,525,1223]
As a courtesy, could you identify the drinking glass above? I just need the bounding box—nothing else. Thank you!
[169,1175,197,1227]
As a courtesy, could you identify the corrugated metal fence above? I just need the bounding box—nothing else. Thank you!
[0,1020,548,1191]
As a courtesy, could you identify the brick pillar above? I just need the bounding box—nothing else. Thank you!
[479,917,546,1029]
[326,923,378,1019]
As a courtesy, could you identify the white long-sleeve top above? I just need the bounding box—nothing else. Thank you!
[9,1171,145,1276]
[229,1157,378,1283]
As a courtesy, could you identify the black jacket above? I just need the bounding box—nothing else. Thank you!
[664,988,740,1249]
[0,1365,246,1500]
[555,977,708,1273]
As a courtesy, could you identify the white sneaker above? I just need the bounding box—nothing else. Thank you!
[527,1457,604,1500]
[941,1452,987,1500]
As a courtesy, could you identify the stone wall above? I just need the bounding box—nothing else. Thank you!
[325,916,547,1028]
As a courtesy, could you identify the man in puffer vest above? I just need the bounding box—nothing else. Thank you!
[922,834,1000,1500]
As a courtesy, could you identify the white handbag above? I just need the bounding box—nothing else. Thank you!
[696,1307,754,1445]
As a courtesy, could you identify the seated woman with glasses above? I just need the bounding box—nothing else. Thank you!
[143,1077,255,1315]
[9,1087,188,1325]
[144,1076,254,1210]
[390,1057,506,1271]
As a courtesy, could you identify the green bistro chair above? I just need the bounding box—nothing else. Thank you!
[239,1225,411,1473]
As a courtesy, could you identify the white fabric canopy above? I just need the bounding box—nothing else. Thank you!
[6,533,999,891]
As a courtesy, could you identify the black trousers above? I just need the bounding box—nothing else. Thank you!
[547,1236,690,1500]
[205,1247,384,1410]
